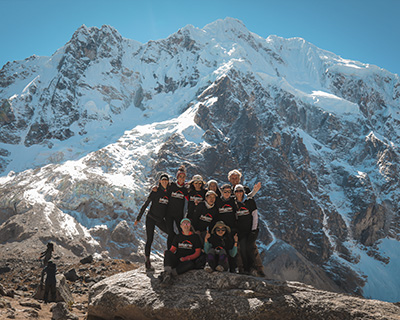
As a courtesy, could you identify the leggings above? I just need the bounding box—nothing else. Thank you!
[239,230,258,272]
[145,215,167,257]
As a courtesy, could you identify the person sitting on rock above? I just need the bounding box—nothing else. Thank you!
[204,221,238,272]
[39,242,54,267]
[135,173,170,271]
[40,260,57,303]
[161,218,202,287]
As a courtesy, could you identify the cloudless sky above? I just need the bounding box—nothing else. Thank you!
[0,0,399,76]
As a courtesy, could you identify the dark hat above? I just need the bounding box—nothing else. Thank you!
[159,173,169,181]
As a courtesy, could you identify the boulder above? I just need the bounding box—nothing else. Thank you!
[51,302,79,320]
[87,268,400,320]
[64,268,80,282]
[33,274,73,303]
[80,255,93,264]
[110,220,134,243]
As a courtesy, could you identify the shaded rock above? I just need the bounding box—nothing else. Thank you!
[64,268,79,282]
[0,266,11,275]
[50,302,79,320]
[19,299,41,309]
[262,240,345,293]
[87,268,400,320]
[80,255,93,264]
[33,274,73,303]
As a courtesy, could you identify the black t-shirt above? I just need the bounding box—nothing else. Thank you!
[187,188,206,220]
[137,186,169,222]
[208,233,234,251]
[171,232,202,259]
[167,182,188,219]
[235,198,257,234]
[191,201,219,232]
[216,197,237,231]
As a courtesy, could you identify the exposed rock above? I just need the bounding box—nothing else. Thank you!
[33,275,74,303]
[51,302,79,320]
[87,268,400,320]
[111,220,134,243]
[64,269,80,282]
[80,255,93,264]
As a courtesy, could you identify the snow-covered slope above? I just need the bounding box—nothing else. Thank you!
[1,17,399,302]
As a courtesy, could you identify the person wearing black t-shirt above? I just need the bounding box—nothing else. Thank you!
[191,190,219,241]
[135,173,170,271]
[234,184,259,275]
[204,221,238,272]
[216,184,237,233]
[187,175,207,220]
[166,165,189,249]
[161,218,202,287]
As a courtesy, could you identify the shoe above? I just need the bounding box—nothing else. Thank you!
[215,265,224,272]
[250,268,258,277]
[145,260,154,271]
[204,263,213,273]
[160,273,172,287]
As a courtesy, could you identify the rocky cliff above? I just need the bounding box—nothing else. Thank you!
[0,17,399,302]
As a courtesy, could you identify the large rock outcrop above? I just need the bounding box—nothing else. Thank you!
[87,268,400,320]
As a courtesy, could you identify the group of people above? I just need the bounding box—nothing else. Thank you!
[135,166,263,286]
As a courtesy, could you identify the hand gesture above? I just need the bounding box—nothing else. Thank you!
[134,220,139,226]
[205,230,211,242]
[194,199,200,205]
[233,233,238,243]
[253,182,261,194]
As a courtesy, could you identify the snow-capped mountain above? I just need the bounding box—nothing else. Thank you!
[1,18,399,302]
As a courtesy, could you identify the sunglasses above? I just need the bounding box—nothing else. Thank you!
[181,222,191,226]
[234,190,244,193]
[216,228,226,232]
[223,190,231,193]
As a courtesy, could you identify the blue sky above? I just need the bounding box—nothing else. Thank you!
[1,0,399,76]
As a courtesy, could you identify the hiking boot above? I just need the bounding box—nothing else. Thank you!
[145,260,154,271]
[258,269,266,277]
[215,265,224,272]
[204,263,213,273]
[160,273,172,287]
[250,268,258,277]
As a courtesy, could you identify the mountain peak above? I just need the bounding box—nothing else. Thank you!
[202,17,250,38]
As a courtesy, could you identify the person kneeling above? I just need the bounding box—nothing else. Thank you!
[161,218,202,287]
[204,221,238,272]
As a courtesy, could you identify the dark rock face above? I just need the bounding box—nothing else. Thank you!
[87,268,400,320]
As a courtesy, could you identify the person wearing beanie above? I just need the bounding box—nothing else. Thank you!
[135,173,170,271]
[204,221,238,272]
[206,179,221,198]
[165,165,189,249]
[187,174,206,220]
[160,218,202,287]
